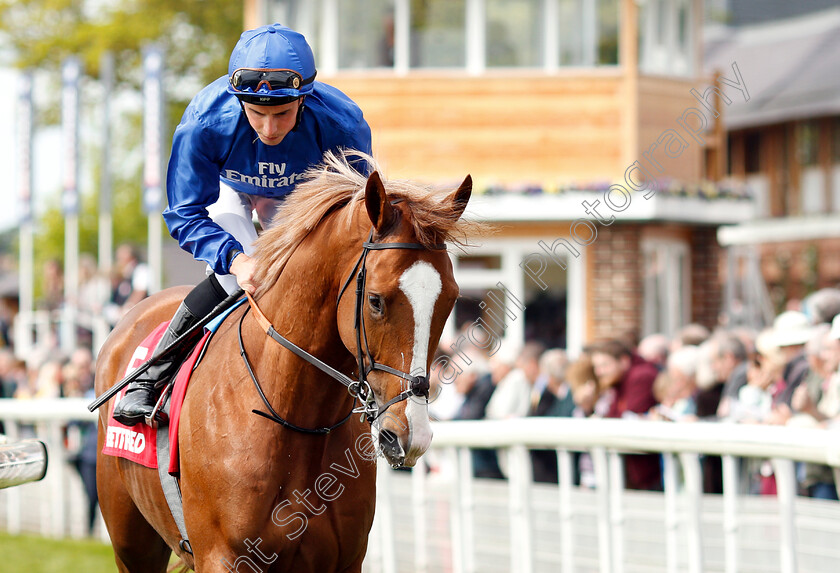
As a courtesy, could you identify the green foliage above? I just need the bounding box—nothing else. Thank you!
[0,0,243,133]
[32,176,154,299]
[35,185,148,263]
[0,0,242,89]
[0,0,243,277]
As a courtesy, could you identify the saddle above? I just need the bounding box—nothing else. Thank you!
[102,297,246,555]
[102,297,247,472]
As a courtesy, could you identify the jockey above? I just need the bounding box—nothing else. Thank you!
[114,23,372,426]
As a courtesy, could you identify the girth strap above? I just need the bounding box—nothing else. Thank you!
[154,388,192,555]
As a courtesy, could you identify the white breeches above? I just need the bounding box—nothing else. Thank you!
[205,182,285,294]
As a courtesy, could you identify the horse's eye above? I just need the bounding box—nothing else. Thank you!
[368,294,384,315]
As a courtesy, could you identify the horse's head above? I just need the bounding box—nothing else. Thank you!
[337,171,471,468]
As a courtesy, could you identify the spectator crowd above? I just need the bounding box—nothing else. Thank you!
[0,242,150,537]
[427,287,840,502]
[4,249,840,539]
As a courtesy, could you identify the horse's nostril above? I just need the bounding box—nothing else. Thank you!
[378,429,404,468]
[379,429,400,450]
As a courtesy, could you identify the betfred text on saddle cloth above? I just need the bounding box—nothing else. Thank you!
[103,321,212,474]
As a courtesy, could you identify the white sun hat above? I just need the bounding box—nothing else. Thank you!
[770,310,815,347]
[829,313,840,341]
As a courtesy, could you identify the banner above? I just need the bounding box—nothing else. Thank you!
[100,52,114,216]
[17,73,33,224]
[61,57,81,215]
[143,46,165,214]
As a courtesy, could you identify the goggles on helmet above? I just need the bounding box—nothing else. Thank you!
[229,68,312,94]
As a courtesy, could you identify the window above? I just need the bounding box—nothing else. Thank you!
[642,239,689,337]
[485,0,544,68]
[833,118,840,164]
[262,0,622,73]
[453,253,568,349]
[410,0,467,68]
[338,0,396,69]
[676,0,690,63]
[744,131,762,174]
[597,0,619,65]
[266,0,321,65]
[458,254,503,270]
[655,0,667,44]
[521,253,568,349]
[558,0,619,66]
[558,0,585,65]
[797,120,819,167]
[454,287,510,338]
[448,239,584,356]
[639,0,693,76]
[799,121,823,214]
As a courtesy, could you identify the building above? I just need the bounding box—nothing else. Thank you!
[706,3,840,319]
[244,0,754,353]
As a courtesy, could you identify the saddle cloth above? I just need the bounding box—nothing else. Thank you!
[102,322,212,474]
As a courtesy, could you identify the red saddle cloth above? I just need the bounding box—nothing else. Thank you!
[102,322,211,473]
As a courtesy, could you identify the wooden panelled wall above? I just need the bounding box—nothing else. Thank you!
[637,76,707,184]
[329,74,628,187]
[729,118,838,217]
[329,73,705,189]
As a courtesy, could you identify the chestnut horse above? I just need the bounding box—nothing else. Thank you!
[95,152,473,572]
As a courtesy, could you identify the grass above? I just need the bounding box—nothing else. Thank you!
[0,531,117,573]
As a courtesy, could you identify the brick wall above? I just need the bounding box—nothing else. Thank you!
[587,223,724,344]
[589,224,643,343]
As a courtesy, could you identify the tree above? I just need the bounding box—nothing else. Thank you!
[0,0,243,288]
[0,0,242,90]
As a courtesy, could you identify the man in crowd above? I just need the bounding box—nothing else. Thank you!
[589,338,661,490]
[712,332,750,419]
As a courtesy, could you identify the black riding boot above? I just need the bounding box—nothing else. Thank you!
[113,275,230,426]
[112,302,201,426]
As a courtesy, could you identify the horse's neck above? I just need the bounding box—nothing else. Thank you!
[251,213,361,422]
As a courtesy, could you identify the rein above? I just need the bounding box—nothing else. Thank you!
[238,308,354,434]
[240,229,446,434]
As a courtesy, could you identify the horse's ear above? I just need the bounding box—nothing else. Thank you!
[365,171,396,233]
[446,174,472,220]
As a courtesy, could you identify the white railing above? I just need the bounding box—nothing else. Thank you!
[366,418,840,573]
[0,399,102,541]
[13,309,112,361]
[2,401,840,573]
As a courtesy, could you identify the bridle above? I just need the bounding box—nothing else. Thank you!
[239,229,446,434]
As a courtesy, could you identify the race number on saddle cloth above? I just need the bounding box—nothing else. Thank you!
[103,323,211,473]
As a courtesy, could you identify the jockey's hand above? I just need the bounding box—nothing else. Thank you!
[230,252,259,294]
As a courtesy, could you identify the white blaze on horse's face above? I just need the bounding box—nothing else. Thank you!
[396,260,440,466]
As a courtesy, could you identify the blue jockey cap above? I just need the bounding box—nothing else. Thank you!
[226,23,317,105]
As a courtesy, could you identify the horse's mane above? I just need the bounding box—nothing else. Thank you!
[252,150,478,296]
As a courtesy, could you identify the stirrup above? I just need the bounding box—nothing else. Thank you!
[145,383,173,428]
